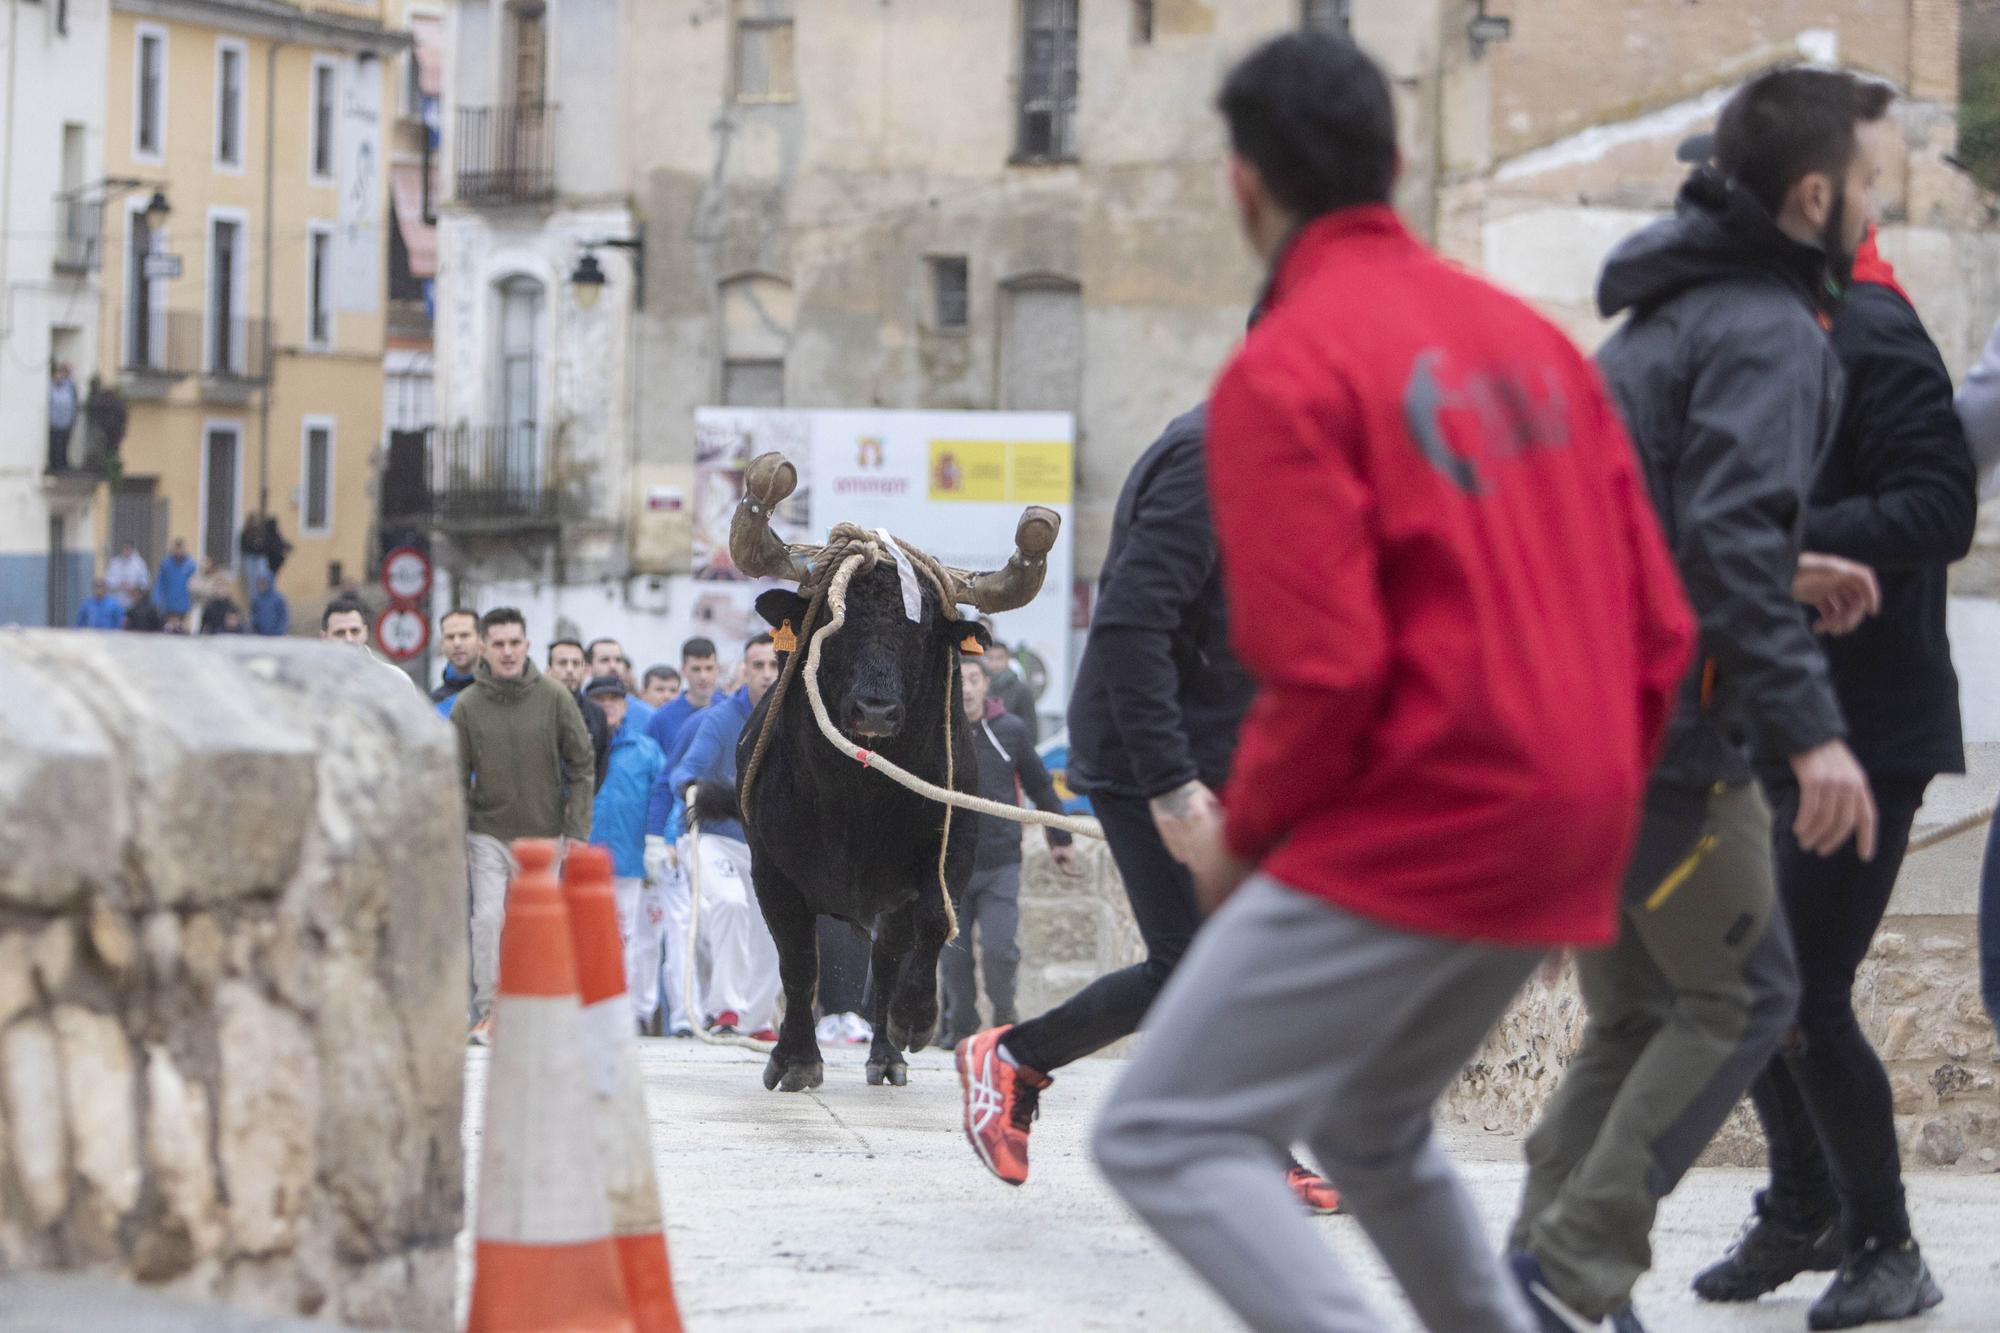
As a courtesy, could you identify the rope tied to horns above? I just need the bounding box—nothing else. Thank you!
[739,523,1104,944]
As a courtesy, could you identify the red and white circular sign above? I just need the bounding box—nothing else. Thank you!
[380,546,433,602]
[375,606,429,661]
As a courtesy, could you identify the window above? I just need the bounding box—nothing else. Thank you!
[215,41,246,169]
[511,5,547,105]
[497,276,543,429]
[929,256,970,330]
[1000,277,1082,413]
[208,215,245,374]
[125,199,166,369]
[1301,0,1350,32]
[1017,0,1079,162]
[135,28,166,161]
[309,57,338,183]
[307,224,334,348]
[734,3,797,103]
[201,424,242,567]
[719,272,794,406]
[722,360,785,407]
[301,419,334,535]
[1133,0,1153,44]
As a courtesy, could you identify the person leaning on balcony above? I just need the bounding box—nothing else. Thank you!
[47,363,78,472]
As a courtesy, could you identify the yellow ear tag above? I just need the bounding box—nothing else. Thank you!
[960,634,985,654]
[774,621,797,654]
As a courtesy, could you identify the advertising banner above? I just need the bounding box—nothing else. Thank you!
[690,408,1076,721]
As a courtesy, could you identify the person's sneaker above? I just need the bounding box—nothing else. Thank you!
[1692,1201,1841,1302]
[838,1011,873,1044]
[467,1019,492,1048]
[706,1010,741,1036]
[955,1027,1049,1186]
[1284,1161,1342,1215]
[1508,1252,1606,1332]
[668,1025,694,1039]
[1807,1239,1943,1330]
[749,1027,779,1042]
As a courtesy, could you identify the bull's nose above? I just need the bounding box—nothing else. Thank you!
[846,698,903,739]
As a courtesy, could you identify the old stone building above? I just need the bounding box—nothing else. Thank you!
[426,0,1481,652]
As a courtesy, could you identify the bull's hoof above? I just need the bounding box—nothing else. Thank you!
[886,1013,937,1055]
[865,1058,908,1087]
[762,1053,824,1093]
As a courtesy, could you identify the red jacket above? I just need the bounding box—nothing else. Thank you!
[1210,207,1694,947]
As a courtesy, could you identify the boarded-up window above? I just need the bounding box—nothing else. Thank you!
[1301,0,1350,32]
[720,273,793,406]
[722,360,786,407]
[1000,278,1082,413]
[302,421,333,534]
[735,8,797,103]
[930,256,970,330]
[1017,0,1078,161]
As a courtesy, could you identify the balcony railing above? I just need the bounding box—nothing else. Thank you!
[205,315,271,384]
[111,309,269,383]
[54,197,102,273]
[455,103,558,205]
[388,423,566,528]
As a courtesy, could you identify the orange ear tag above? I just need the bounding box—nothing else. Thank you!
[774,621,798,654]
[960,634,985,654]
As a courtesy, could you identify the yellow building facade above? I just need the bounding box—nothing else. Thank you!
[97,1,404,624]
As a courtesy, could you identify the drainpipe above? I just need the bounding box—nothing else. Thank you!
[0,0,23,351]
[258,35,289,515]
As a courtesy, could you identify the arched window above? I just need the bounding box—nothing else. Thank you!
[719,273,794,407]
[496,274,544,430]
[999,274,1081,413]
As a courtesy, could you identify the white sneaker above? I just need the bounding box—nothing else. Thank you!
[816,1013,847,1043]
[839,1011,873,1044]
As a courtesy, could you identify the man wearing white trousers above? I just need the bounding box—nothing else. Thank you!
[584,675,670,1030]
[651,635,784,1037]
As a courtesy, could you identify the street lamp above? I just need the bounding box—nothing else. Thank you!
[570,252,607,310]
[142,189,171,230]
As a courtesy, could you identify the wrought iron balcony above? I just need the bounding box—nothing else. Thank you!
[54,197,102,273]
[384,423,567,530]
[454,103,558,205]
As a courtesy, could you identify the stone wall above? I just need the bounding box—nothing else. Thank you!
[0,631,468,1328]
[1015,826,1146,1051]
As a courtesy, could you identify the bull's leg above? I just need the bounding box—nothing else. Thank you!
[885,884,951,1055]
[864,915,908,1087]
[750,863,824,1093]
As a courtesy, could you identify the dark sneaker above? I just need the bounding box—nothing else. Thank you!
[955,1027,1049,1186]
[1508,1252,1605,1332]
[1284,1161,1342,1215]
[1693,1203,1841,1302]
[1808,1240,1943,1330]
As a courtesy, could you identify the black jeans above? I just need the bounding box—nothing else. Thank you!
[1001,790,1200,1075]
[1750,774,1928,1252]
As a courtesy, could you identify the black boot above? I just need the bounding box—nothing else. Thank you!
[1692,1196,1841,1302]
[1808,1239,1943,1330]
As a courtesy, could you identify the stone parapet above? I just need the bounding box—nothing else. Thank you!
[0,632,467,1328]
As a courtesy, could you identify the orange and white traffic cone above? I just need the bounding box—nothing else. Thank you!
[467,839,635,1333]
[562,845,686,1333]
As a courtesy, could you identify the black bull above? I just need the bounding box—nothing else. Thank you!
[730,570,995,1092]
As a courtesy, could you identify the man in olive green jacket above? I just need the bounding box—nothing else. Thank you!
[451,607,595,1040]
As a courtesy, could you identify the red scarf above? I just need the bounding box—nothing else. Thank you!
[1850,228,1913,307]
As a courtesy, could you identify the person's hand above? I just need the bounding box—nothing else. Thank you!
[1151,780,1252,913]
[1793,553,1880,636]
[644,834,677,880]
[1050,843,1081,877]
[1788,739,1878,860]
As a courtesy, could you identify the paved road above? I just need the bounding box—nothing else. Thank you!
[463,1041,2000,1331]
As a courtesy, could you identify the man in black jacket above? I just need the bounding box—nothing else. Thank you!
[1509,68,1890,1331]
[953,406,1341,1214]
[938,655,1075,1044]
[1692,230,1971,1327]
[548,638,613,792]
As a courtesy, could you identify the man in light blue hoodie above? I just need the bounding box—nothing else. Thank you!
[586,675,669,1030]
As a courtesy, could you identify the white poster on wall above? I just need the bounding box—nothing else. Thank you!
[691,408,1077,723]
[334,55,382,313]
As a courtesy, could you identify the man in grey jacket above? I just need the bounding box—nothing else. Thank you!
[1509,68,1891,1331]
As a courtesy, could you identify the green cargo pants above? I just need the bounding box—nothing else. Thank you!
[1509,780,1800,1319]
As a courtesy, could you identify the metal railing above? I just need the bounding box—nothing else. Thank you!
[54,196,102,273]
[111,309,269,381]
[205,315,271,383]
[417,423,565,525]
[454,103,558,204]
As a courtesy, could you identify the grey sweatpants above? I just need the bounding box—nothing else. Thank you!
[940,862,1023,1034]
[466,833,516,1026]
[1094,876,1542,1333]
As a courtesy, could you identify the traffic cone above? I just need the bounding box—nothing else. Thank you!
[467,839,635,1333]
[562,845,686,1333]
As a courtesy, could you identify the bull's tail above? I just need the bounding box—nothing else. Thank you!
[692,779,742,829]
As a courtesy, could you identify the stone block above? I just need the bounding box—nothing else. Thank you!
[1017,897,1104,970]
[0,632,466,1326]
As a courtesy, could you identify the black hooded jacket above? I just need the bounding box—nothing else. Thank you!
[1595,169,1848,791]
[1066,407,1254,799]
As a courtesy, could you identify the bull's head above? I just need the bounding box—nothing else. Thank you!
[733,451,1058,743]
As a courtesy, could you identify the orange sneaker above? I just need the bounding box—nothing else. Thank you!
[1287,1161,1342,1215]
[956,1027,1049,1186]
[467,1018,492,1048]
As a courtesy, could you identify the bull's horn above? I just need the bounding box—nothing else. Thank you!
[957,506,1061,613]
[729,452,814,582]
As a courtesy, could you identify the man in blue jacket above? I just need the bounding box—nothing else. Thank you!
[73,577,125,629]
[153,538,197,623]
[585,675,670,1031]
[651,634,782,1039]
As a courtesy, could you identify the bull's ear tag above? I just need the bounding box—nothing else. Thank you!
[774,621,797,654]
[960,634,984,654]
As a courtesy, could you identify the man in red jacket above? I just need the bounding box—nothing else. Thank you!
[1089,33,1694,1333]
